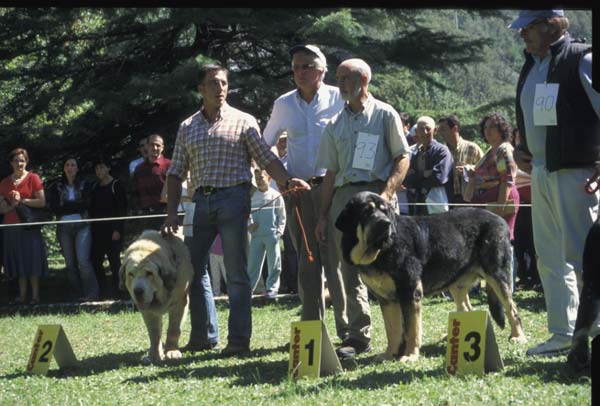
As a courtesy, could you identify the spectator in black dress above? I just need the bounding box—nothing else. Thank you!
[89,155,127,299]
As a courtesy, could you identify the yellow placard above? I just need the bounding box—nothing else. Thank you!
[445,311,502,376]
[288,320,342,379]
[26,325,77,375]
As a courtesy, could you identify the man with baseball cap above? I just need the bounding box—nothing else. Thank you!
[509,9,600,357]
[262,44,351,344]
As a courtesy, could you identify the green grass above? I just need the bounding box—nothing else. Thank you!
[0,291,592,405]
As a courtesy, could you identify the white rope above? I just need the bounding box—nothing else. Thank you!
[0,212,184,228]
[0,201,531,229]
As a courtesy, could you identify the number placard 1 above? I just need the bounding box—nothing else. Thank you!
[445,311,503,376]
[288,320,342,379]
[26,325,77,375]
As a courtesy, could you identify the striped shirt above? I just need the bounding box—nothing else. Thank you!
[168,103,278,191]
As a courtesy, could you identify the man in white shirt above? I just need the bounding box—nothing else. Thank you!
[129,136,147,176]
[263,44,349,342]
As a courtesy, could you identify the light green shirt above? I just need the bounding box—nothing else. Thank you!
[316,95,410,188]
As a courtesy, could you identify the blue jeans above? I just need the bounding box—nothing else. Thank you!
[186,183,252,347]
[57,222,98,300]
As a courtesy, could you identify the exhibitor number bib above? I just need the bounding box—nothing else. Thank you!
[533,83,559,126]
[352,132,380,170]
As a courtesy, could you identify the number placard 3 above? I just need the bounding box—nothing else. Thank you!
[445,311,503,376]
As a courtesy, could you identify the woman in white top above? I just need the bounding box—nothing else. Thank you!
[48,157,98,301]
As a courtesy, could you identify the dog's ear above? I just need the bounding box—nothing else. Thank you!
[335,204,357,233]
[158,265,178,291]
[158,235,180,291]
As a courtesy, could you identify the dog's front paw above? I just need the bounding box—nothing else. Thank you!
[508,334,527,344]
[374,352,397,363]
[399,352,419,363]
[567,345,590,372]
[142,349,165,365]
[165,349,182,360]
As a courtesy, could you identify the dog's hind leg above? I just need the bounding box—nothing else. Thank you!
[568,222,600,371]
[484,277,526,343]
[142,312,164,364]
[375,301,405,362]
[448,273,479,312]
[568,284,598,371]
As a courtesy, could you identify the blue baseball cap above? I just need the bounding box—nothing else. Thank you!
[508,10,565,29]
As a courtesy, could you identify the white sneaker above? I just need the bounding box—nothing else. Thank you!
[526,334,571,357]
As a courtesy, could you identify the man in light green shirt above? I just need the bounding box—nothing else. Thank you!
[315,58,410,359]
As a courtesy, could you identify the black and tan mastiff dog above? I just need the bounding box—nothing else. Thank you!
[568,219,600,372]
[335,191,526,362]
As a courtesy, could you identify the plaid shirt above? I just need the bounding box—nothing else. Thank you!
[451,136,484,196]
[168,103,277,191]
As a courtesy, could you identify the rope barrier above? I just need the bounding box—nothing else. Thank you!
[0,200,531,229]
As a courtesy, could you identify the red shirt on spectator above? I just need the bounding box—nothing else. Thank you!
[0,172,44,224]
[132,155,171,210]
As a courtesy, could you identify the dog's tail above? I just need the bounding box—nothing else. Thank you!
[486,285,506,329]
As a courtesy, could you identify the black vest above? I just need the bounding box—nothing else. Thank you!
[515,34,600,172]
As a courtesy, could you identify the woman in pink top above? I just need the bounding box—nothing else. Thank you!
[465,113,520,240]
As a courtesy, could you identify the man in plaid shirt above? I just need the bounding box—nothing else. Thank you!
[437,115,484,205]
[162,64,309,357]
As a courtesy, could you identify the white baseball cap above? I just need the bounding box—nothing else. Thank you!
[289,44,327,69]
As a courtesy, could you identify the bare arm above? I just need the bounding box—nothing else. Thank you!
[264,158,310,192]
[161,175,183,236]
[381,155,409,202]
[24,189,46,208]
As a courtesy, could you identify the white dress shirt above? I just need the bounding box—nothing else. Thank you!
[263,83,345,180]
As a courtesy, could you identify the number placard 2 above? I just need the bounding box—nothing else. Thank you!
[288,320,342,379]
[26,325,77,375]
[445,311,503,376]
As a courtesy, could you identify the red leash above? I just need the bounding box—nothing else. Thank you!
[294,205,315,263]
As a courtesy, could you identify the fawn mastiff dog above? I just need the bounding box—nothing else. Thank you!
[120,230,193,364]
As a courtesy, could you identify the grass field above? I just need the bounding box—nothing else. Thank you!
[0,290,592,406]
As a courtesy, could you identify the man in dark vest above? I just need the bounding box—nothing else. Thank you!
[510,9,600,357]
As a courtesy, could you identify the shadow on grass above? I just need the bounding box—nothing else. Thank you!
[123,353,292,386]
[504,358,592,384]
[1,350,146,380]
[513,292,546,313]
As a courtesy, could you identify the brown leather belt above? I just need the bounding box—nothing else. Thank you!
[196,182,249,196]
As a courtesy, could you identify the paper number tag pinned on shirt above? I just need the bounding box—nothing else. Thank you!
[533,83,559,126]
[352,132,380,171]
